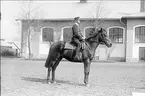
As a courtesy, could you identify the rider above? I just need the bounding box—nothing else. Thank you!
[72,17,84,59]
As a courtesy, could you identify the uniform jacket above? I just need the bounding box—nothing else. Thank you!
[72,23,83,40]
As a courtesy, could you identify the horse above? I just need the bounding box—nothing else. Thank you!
[44,27,112,86]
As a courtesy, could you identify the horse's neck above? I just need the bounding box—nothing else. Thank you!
[86,41,99,52]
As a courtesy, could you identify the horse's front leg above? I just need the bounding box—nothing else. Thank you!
[47,67,51,84]
[83,59,91,87]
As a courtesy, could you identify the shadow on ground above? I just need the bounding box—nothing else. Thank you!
[21,77,84,86]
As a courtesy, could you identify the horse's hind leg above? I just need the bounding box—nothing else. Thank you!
[47,67,52,84]
[52,57,62,83]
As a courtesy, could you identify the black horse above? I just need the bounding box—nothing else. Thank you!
[45,27,112,86]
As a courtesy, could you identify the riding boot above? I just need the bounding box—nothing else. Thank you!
[73,47,80,60]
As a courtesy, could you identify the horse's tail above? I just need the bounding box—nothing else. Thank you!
[44,45,54,68]
[45,41,65,68]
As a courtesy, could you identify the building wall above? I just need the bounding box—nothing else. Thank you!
[106,25,126,61]
[126,18,145,62]
[38,21,73,58]
[21,19,126,60]
[140,0,145,12]
[21,20,41,58]
[21,20,73,58]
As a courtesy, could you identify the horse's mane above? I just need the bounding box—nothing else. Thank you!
[86,28,106,39]
[85,27,106,42]
[85,28,99,41]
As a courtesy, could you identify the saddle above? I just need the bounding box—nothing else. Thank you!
[64,41,85,50]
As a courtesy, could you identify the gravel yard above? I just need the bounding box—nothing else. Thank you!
[1,58,145,96]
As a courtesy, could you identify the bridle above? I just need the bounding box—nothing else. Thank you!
[84,31,101,51]
[86,31,100,43]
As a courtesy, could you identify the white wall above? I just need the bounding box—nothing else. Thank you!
[133,44,145,61]
[38,27,53,58]
[109,44,125,57]
[95,44,125,59]
[126,19,145,62]
[39,44,50,55]
[107,26,126,58]
[132,25,145,61]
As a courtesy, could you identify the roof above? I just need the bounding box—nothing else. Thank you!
[17,1,142,21]
[120,12,145,24]
[121,12,145,19]
[1,40,12,47]
[0,40,18,49]
[17,18,121,21]
[36,2,102,19]
[19,2,125,20]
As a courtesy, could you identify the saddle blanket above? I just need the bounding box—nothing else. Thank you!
[64,43,75,49]
[64,42,85,50]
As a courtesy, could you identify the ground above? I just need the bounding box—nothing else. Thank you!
[1,58,145,96]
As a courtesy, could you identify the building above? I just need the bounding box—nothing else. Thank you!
[19,0,145,62]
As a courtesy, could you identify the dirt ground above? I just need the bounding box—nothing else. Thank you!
[1,58,145,96]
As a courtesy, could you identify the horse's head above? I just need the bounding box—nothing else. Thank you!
[87,27,112,48]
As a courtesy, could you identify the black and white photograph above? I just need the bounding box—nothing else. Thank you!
[1,0,145,96]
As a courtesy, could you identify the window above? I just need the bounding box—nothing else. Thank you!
[109,27,123,43]
[85,27,94,38]
[63,27,72,42]
[42,27,54,42]
[135,26,145,43]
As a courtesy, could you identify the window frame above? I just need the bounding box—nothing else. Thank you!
[61,26,72,41]
[40,27,55,43]
[84,26,94,38]
[133,25,145,43]
[107,26,124,44]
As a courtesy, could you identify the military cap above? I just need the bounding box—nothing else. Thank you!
[74,17,80,20]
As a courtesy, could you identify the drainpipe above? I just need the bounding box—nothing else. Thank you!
[120,17,126,25]
[120,17,127,62]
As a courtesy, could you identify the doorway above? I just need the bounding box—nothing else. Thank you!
[139,47,145,61]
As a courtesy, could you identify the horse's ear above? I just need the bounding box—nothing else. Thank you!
[102,28,107,33]
[90,28,95,34]
[91,28,95,31]
[98,28,105,33]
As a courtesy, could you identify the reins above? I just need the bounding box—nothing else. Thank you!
[84,32,100,53]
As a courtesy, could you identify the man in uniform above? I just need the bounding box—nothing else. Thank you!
[71,17,84,59]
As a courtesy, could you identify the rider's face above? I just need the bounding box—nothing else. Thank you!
[98,27,101,31]
[77,20,80,24]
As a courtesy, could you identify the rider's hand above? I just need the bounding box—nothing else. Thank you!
[82,39,85,42]
[82,36,85,39]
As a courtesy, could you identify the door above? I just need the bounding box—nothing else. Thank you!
[139,47,145,61]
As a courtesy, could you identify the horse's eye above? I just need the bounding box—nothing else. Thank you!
[104,34,107,37]
[101,33,106,38]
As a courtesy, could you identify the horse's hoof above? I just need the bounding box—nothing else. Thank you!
[52,81,56,84]
[85,84,90,87]
[47,81,51,84]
